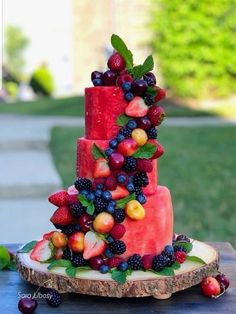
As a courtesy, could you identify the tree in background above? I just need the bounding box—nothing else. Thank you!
[149,0,236,99]
[29,63,55,97]
[4,25,29,80]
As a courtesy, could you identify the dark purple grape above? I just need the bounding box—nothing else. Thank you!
[91,71,103,81]
[131,79,148,96]
[143,72,156,85]
[103,70,117,86]
[136,116,151,130]
[18,298,38,314]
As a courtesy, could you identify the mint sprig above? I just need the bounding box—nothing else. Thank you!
[132,143,157,158]
[111,268,132,284]
[18,241,38,253]
[186,255,206,265]
[116,193,136,209]
[116,114,131,127]
[78,194,95,215]
[92,143,106,160]
[47,259,72,270]
[111,34,133,69]
[130,55,154,79]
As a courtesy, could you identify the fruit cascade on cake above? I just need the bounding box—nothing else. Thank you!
[25,35,195,283]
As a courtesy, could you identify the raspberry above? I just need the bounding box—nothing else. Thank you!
[137,159,153,172]
[72,253,87,267]
[70,203,85,217]
[122,156,137,173]
[74,177,92,192]
[133,172,149,187]
[113,208,125,223]
[110,224,126,239]
[176,234,190,243]
[152,254,169,271]
[127,254,142,270]
[119,127,132,138]
[174,251,187,264]
[109,240,126,255]
[94,197,107,214]
[66,194,78,205]
[147,127,158,139]
[106,257,124,268]
[144,94,155,106]
[141,254,154,270]
[105,175,118,191]
[45,289,62,307]
[107,52,126,72]
[62,247,72,261]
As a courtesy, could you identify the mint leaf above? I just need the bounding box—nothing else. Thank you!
[132,143,157,158]
[86,202,95,215]
[111,269,127,284]
[142,55,154,74]
[116,193,136,208]
[146,86,157,96]
[47,259,71,270]
[116,114,131,126]
[0,246,11,270]
[92,143,106,160]
[76,266,91,271]
[171,261,181,270]
[131,65,144,79]
[174,241,193,254]
[150,267,175,276]
[111,34,133,69]
[186,255,206,265]
[18,241,38,253]
[66,265,77,277]
[78,194,90,207]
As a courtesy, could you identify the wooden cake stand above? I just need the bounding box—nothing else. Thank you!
[16,239,219,299]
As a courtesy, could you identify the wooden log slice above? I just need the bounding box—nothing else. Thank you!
[16,239,219,298]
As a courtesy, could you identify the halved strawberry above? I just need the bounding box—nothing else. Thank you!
[48,190,68,207]
[43,231,56,240]
[30,239,54,262]
[83,231,106,259]
[125,97,148,117]
[93,158,111,178]
[110,185,129,200]
[50,206,73,226]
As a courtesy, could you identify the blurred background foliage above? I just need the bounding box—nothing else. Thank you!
[150,0,236,99]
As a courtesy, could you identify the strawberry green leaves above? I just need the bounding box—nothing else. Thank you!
[111,34,134,69]
[92,144,106,160]
[78,194,95,215]
[132,143,157,159]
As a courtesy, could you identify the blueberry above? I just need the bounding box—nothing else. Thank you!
[109,139,118,149]
[105,148,114,157]
[93,78,103,86]
[116,134,125,143]
[118,261,129,272]
[124,92,134,101]
[122,81,132,92]
[107,203,115,214]
[102,190,112,201]
[127,119,137,129]
[127,182,135,192]
[137,194,146,204]
[99,265,110,274]
[117,173,127,185]
[96,183,104,190]
[109,200,116,206]
[95,189,103,197]
[80,190,88,197]
[129,176,134,183]
[164,245,174,256]
[104,248,114,258]
[107,236,114,243]
[87,192,95,201]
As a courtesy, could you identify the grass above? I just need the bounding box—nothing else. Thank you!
[50,125,236,247]
[0,96,214,117]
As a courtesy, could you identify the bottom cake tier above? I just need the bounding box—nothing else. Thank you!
[122,185,173,258]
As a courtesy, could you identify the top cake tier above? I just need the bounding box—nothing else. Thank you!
[85,87,127,140]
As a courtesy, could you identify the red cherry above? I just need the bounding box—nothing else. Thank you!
[18,298,38,314]
[107,53,126,72]
[147,105,166,126]
[215,273,230,291]
[201,277,221,298]
[136,116,152,130]
[78,214,93,232]
[89,255,104,270]
[103,70,117,86]
[131,79,148,96]
[108,153,125,170]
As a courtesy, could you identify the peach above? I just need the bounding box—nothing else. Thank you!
[125,200,146,220]
[51,231,68,248]
[68,232,85,253]
[131,128,148,146]
[93,212,115,234]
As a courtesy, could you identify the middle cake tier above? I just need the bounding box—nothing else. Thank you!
[77,137,158,196]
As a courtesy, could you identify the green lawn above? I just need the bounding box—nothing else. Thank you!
[50,125,236,247]
[0,96,214,117]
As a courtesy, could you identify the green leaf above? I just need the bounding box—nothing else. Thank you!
[0,246,11,270]
[92,143,106,160]
[125,268,133,276]
[131,65,144,79]
[76,266,91,271]
[171,261,181,270]
[174,241,193,254]
[142,55,154,74]
[111,269,127,284]
[18,241,38,253]
[111,34,133,69]
[116,114,131,126]
[47,259,71,270]
[86,202,95,215]
[66,265,77,277]
[132,143,157,158]
[186,255,206,265]
[78,194,90,207]
[150,267,175,276]
[7,260,17,271]
[146,86,157,96]
[116,193,136,209]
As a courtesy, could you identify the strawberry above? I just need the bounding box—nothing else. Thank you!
[48,190,68,207]
[174,251,187,264]
[137,159,153,172]
[147,105,166,126]
[43,231,56,240]
[125,97,148,117]
[110,224,126,239]
[141,254,155,270]
[66,194,79,205]
[107,52,126,72]
[93,158,111,178]
[30,239,54,262]
[50,206,73,226]
[83,231,106,259]
[110,185,129,200]
[104,175,117,191]
[106,257,124,268]
[148,139,164,159]
[154,87,166,102]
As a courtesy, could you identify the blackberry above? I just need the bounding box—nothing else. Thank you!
[62,247,72,261]
[174,245,188,253]
[144,76,155,87]
[127,254,142,270]
[147,127,158,139]
[133,172,149,187]
[152,254,169,271]
[72,253,87,267]
[119,127,132,139]
[176,234,190,243]
[134,186,142,196]
[113,208,125,223]
[122,157,137,173]
[144,94,155,106]
[61,224,81,236]
[94,197,107,214]
[70,203,85,217]
[74,177,92,192]
[109,240,126,255]
[166,254,176,267]
[45,289,62,307]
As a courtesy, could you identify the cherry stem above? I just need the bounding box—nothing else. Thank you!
[212,287,226,299]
